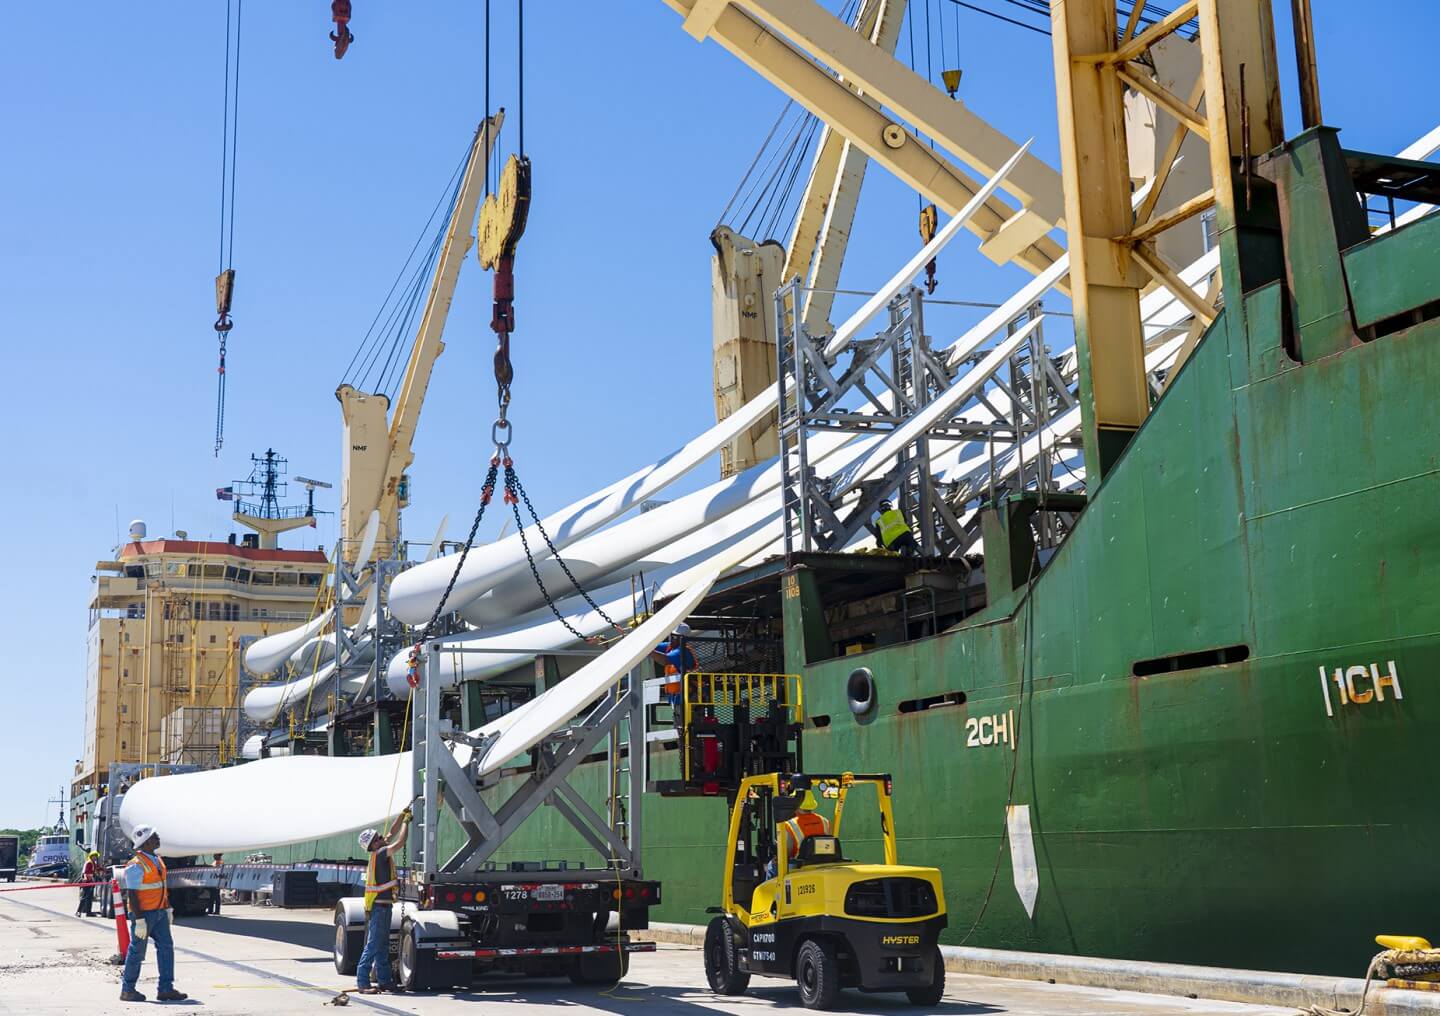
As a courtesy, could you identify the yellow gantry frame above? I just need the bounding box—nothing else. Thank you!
[1050,0,1284,479]
[723,772,899,923]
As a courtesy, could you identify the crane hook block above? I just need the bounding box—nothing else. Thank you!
[477,155,532,271]
[215,268,236,318]
[330,0,354,59]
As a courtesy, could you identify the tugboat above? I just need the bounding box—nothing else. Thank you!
[25,792,72,879]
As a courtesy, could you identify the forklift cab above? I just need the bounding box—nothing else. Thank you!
[723,772,896,923]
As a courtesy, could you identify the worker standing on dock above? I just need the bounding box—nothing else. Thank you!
[652,623,698,717]
[873,499,919,556]
[75,851,99,917]
[355,810,411,995]
[208,853,224,915]
[119,826,188,1003]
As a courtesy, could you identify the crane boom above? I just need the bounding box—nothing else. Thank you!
[336,112,505,562]
[664,0,1067,275]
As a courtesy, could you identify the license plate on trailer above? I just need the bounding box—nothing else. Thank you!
[533,884,564,902]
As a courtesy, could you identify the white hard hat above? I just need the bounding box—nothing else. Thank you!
[130,825,156,848]
[673,623,692,637]
[358,828,379,850]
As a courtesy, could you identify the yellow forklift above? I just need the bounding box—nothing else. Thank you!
[655,672,945,1008]
[702,771,946,1010]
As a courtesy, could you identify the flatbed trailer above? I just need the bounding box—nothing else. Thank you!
[328,635,662,991]
[333,868,660,989]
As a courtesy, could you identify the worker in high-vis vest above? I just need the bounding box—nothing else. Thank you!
[873,499,919,556]
[767,790,831,879]
[354,808,411,994]
[119,825,188,1003]
[651,622,698,717]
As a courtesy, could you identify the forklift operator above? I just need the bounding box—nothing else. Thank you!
[765,790,830,879]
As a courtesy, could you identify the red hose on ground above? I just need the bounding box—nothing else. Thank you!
[0,880,109,893]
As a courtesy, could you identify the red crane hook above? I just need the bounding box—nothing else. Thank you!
[329,0,354,59]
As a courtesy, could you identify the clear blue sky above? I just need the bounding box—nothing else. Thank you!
[0,2,1433,827]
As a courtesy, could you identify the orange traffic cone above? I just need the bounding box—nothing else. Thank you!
[109,877,129,965]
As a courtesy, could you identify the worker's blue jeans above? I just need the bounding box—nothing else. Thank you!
[122,908,174,993]
[357,903,394,989]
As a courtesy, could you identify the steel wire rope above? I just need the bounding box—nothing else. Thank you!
[344,167,463,391]
[350,250,427,391]
[759,108,816,233]
[733,106,811,238]
[942,1,1198,40]
[213,0,243,455]
[945,0,1050,36]
[518,0,524,157]
[484,0,491,195]
[374,228,448,400]
[351,176,453,394]
[939,0,949,77]
[340,146,468,388]
[715,100,795,227]
[225,3,241,271]
[761,112,822,242]
[752,112,817,241]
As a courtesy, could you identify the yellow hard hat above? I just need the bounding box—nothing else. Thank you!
[800,790,819,811]
[88,851,99,859]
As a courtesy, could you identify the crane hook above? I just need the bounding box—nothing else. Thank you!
[330,0,354,59]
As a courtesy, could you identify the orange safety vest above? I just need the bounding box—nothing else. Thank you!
[782,812,830,859]
[132,852,169,912]
[364,849,397,912]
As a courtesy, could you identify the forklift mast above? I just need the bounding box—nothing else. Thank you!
[652,672,804,799]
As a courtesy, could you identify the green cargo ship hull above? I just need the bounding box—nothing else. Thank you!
[269,128,1440,977]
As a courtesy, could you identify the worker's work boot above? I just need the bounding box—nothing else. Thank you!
[156,989,189,1001]
[119,989,146,1001]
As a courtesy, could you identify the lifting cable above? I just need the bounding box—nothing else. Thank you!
[403,0,620,686]
[213,0,243,456]
[339,143,469,399]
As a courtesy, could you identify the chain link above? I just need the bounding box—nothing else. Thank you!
[405,458,500,687]
[502,458,624,640]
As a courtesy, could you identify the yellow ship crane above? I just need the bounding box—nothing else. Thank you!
[335,112,504,563]
[667,0,1067,277]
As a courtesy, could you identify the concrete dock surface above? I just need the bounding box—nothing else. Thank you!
[0,883,1310,1016]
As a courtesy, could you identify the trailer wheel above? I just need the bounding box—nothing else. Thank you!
[172,888,209,918]
[795,938,840,1010]
[397,914,469,992]
[905,946,945,1006]
[704,916,750,995]
[333,902,365,976]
